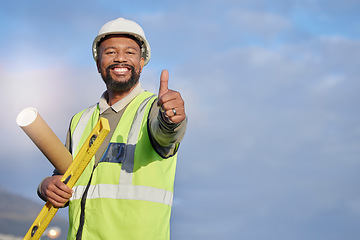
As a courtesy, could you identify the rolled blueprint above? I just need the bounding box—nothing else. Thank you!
[16,107,72,174]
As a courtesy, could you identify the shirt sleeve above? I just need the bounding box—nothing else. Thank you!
[147,100,187,158]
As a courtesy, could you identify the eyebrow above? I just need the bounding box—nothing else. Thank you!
[103,46,139,51]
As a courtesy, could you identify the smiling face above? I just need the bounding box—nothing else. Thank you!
[97,35,145,94]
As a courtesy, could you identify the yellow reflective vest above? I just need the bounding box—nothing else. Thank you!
[67,91,177,240]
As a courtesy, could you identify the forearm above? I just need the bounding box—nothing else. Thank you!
[151,110,186,145]
[38,126,71,202]
[148,102,187,157]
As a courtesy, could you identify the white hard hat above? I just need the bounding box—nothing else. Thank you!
[92,18,151,65]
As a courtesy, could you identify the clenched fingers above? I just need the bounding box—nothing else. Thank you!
[42,175,73,207]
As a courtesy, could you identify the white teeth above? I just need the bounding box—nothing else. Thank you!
[113,68,129,73]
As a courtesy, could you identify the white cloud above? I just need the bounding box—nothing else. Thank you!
[313,74,345,93]
[0,61,104,163]
[348,199,360,215]
[228,9,291,39]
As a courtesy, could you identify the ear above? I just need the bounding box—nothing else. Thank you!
[140,57,145,73]
[96,59,101,73]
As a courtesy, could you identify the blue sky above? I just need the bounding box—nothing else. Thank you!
[1,0,360,239]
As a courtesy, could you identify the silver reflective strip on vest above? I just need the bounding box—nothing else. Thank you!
[71,104,98,154]
[120,94,155,185]
[71,184,173,206]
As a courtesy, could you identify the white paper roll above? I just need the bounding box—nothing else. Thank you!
[17,107,73,174]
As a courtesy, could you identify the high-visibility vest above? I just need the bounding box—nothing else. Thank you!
[67,91,178,240]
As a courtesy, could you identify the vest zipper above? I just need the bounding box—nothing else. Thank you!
[76,165,96,240]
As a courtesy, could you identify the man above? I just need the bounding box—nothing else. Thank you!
[37,18,187,239]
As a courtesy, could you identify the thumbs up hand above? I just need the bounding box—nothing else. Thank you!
[157,69,186,124]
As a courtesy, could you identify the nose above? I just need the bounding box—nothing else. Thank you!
[113,51,127,63]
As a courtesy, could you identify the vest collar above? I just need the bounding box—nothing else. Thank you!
[99,83,144,114]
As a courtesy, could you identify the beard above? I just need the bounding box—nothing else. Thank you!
[101,63,140,93]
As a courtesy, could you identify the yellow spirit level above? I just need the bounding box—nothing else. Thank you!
[23,117,110,240]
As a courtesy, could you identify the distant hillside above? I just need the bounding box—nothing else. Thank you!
[0,187,68,240]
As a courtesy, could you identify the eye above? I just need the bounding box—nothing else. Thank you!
[106,50,116,55]
[104,48,116,55]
